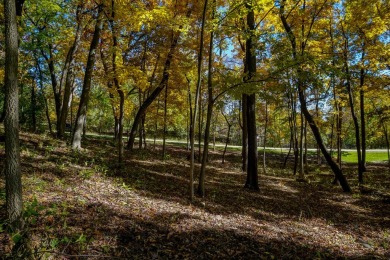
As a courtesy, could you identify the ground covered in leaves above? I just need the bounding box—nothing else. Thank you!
[1,133,390,259]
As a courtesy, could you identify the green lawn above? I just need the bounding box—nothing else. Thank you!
[341,151,389,163]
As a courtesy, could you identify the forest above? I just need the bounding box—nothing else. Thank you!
[1,0,390,258]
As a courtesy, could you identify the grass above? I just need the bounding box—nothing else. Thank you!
[341,150,389,163]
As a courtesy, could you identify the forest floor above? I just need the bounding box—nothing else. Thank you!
[1,133,390,259]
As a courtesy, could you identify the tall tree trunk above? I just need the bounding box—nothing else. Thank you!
[138,91,143,149]
[110,0,125,163]
[263,100,268,174]
[244,1,259,190]
[188,0,206,201]
[198,6,215,196]
[359,47,366,172]
[30,81,37,132]
[304,118,308,174]
[58,5,83,138]
[292,91,299,175]
[298,111,304,180]
[4,0,23,231]
[162,81,169,159]
[187,77,193,152]
[315,90,321,165]
[283,91,293,168]
[43,92,53,134]
[241,94,248,172]
[72,7,103,150]
[154,97,160,150]
[221,110,232,164]
[280,0,350,192]
[382,123,390,169]
[342,36,364,184]
[42,45,61,131]
[198,85,202,163]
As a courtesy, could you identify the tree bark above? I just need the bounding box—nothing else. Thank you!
[58,5,83,138]
[72,6,103,149]
[198,9,215,196]
[263,100,268,174]
[188,0,206,201]
[244,1,259,190]
[162,81,169,159]
[241,94,248,172]
[342,35,364,184]
[110,0,125,163]
[359,47,366,172]
[42,45,61,131]
[221,110,232,164]
[298,111,304,180]
[30,81,37,132]
[4,0,23,231]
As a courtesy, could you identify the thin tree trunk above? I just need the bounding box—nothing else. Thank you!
[189,1,206,202]
[43,93,53,134]
[329,112,335,157]
[187,77,193,152]
[35,54,53,134]
[283,92,293,168]
[298,111,304,180]
[263,100,268,174]
[42,45,61,131]
[342,36,364,184]
[221,111,231,164]
[198,84,202,163]
[72,6,103,150]
[383,124,390,169]
[154,97,160,150]
[213,112,217,151]
[198,5,215,196]
[292,92,299,175]
[315,90,321,165]
[162,81,169,159]
[58,5,83,138]
[359,48,366,172]
[110,0,125,163]
[304,118,308,174]
[30,81,37,132]
[138,90,143,149]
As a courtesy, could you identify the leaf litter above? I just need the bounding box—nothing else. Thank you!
[0,133,389,259]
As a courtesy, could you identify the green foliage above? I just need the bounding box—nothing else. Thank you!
[79,168,95,179]
[24,197,44,224]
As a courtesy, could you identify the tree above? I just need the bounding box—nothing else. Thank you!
[126,4,193,150]
[57,3,84,138]
[243,0,259,191]
[279,0,351,192]
[198,0,216,197]
[72,5,104,150]
[4,0,23,232]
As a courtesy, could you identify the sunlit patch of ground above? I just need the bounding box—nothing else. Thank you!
[0,133,389,259]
